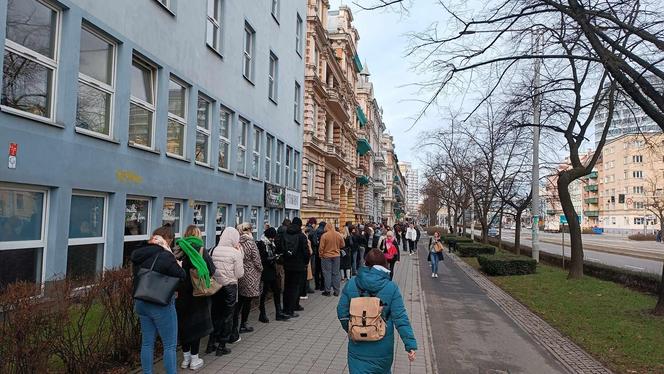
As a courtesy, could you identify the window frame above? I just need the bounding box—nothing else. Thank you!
[271,0,280,22]
[243,22,256,82]
[251,126,262,179]
[295,13,303,56]
[124,196,152,243]
[193,201,209,237]
[268,52,279,103]
[216,203,228,235]
[265,134,274,182]
[276,140,284,185]
[2,0,61,122]
[285,146,292,187]
[307,162,315,196]
[128,56,157,150]
[68,191,107,247]
[206,0,223,54]
[293,150,300,189]
[166,76,188,158]
[0,185,49,252]
[195,94,212,165]
[236,118,249,175]
[218,107,232,171]
[294,81,301,123]
[76,23,117,139]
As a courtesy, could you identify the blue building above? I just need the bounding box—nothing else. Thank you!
[0,0,305,288]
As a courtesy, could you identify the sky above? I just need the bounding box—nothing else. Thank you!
[328,0,455,172]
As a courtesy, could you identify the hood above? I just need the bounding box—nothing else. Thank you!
[286,223,301,234]
[218,227,240,248]
[355,266,391,294]
[324,224,335,233]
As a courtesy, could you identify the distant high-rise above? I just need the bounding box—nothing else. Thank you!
[398,162,420,218]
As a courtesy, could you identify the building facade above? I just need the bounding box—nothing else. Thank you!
[381,134,406,225]
[398,161,420,219]
[300,1,390,227]
[0,0,305,288]
[594,134,664,234]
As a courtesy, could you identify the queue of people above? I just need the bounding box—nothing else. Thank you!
[131,218,421,373]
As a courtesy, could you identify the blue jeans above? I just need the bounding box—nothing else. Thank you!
[135,298,178,374]
[430,252,441,274]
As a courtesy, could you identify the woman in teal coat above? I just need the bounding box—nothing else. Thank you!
[337,249,417,373]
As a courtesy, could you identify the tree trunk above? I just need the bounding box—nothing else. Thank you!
[655,261,664,316]
[461,210,467,234]
[480,217,489,244]
[447,208,452,233]
[498,211,503,249]
[558,173,584,279]
[515,210,523,255]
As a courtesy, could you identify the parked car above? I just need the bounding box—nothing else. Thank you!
[488,227,499,237]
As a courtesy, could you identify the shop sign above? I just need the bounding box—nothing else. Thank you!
[285,189,301,210]
[264,183,285,209]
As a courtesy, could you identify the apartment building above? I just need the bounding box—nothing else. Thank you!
[398,161,420,219]
[595,134,664,234]
[0,0,305,288]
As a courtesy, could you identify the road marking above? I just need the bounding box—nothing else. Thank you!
[586,257,601,263]
[623,265,646,271]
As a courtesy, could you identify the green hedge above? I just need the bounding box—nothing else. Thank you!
[456,243,496,257]
[442,235,473,244]
[478,253,537,276]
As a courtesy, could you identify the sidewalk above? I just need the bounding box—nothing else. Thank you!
[160,251,433,374]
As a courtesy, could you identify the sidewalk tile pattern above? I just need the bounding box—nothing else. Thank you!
[451,253,613,374]
[161,251,433,374]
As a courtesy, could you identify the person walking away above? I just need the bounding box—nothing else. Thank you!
[364,224,374,252]
[131,225,186,374]
[656,229,662,243]
[415,225,421,251]
[281,217,310,317]
[341,226,353,281]
[234,223,263,336]
[356,226,368,271]
[302,225,316,295]
[319,223,345,296]
[207,227,244,355]
[257,227,290,323]
[174,225,216,370]
[405,224,417,255]
[313,221,327,290]
[299,225,314,300]
[336,249,417,373]
[372,225,382,249]
[380,231,400,280]
[427,231,445,278]
[349,226,361,276]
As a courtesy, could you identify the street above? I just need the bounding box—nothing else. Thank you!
[490,229,664,276]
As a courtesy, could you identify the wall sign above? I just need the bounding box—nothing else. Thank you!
[285,189,301,210]
[264,183,285,209]
[8,143,17,169]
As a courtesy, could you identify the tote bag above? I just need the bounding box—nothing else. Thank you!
[133,253,181,306]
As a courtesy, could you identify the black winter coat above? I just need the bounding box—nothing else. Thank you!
[131,244,186,293]
[282,223,310,272]
[257,239,277,282]
[175,245,216,343]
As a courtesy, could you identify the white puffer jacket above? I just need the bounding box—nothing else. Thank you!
[210,245,244,286]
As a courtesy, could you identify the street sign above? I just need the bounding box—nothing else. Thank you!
[559,214,582,224]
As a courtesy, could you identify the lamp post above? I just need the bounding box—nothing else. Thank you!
[459,28,541,260]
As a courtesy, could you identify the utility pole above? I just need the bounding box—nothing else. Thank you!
[531,30,542,262]
[470,169,475,241]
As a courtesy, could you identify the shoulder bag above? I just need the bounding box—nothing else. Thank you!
[133,252,181,306]
[191,248,222,297]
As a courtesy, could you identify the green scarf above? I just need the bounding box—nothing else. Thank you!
[176,236,210,287]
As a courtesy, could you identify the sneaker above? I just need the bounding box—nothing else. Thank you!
[435,273,439,278]
[275,313,291,321]
[181,353,191,369]
[239,325,254,333]
[228,335,241,344]
[189,355,204,370]
[215,346,231,356]
[299,296,308,300]
[431,273,435,278]
[204,341,217,354]
[322,291,331,297]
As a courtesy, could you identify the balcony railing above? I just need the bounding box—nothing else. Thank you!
[584,210,599,217]
[584,197,598,204]
[584,184,598,192]
[588,171,598,179]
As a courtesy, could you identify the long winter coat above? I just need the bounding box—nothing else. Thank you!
[175,244,216,343]
[238,234,263,298]
[337,266,417,374]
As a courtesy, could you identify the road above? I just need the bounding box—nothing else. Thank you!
[494,229,664,276]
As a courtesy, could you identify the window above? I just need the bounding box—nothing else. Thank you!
[215,204,228,243]
[634,201,645,209]
[268,52,278,102]
[312,101,318,134]
[252,127,262,178]
[196,95,212,164]
[68,193,106,281]
[633,155,643,163]
[634,217,644,225]
[123,197,150,264]
[263,208,270,228]
[129,57,156,148]
[633,170,644,179]
[218,107,232,170]
[162,199,182,236]
[76,25,115,137]
[236,206,246,225]
[155,0,171,10]
[167,77,188,157]
[265,134,274,181]
[2,0,59,120]
[293,151,300,189]
[325,171,332,200]
[250,207,259,237]
[295,14,303,55]
[276,141,283,184]
[294,81,301,123]
[307,163,315,196]
[243,22,255,81]
[194,202,208,238]
[206,0,223,53]
[285,146,292,187]
[633,186,644,194]
[237,118,249,174]
[271,0,280,20]
[0,187,46,289]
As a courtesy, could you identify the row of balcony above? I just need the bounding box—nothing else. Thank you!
[584,184,599,192]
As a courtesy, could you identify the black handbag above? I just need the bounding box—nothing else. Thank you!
[133,252,181,306]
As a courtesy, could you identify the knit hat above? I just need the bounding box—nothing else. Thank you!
[292,217,303,226]
[307,217,317,225]
[264,227,277,239]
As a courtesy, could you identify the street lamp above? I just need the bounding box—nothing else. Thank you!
[458,27,541,261]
